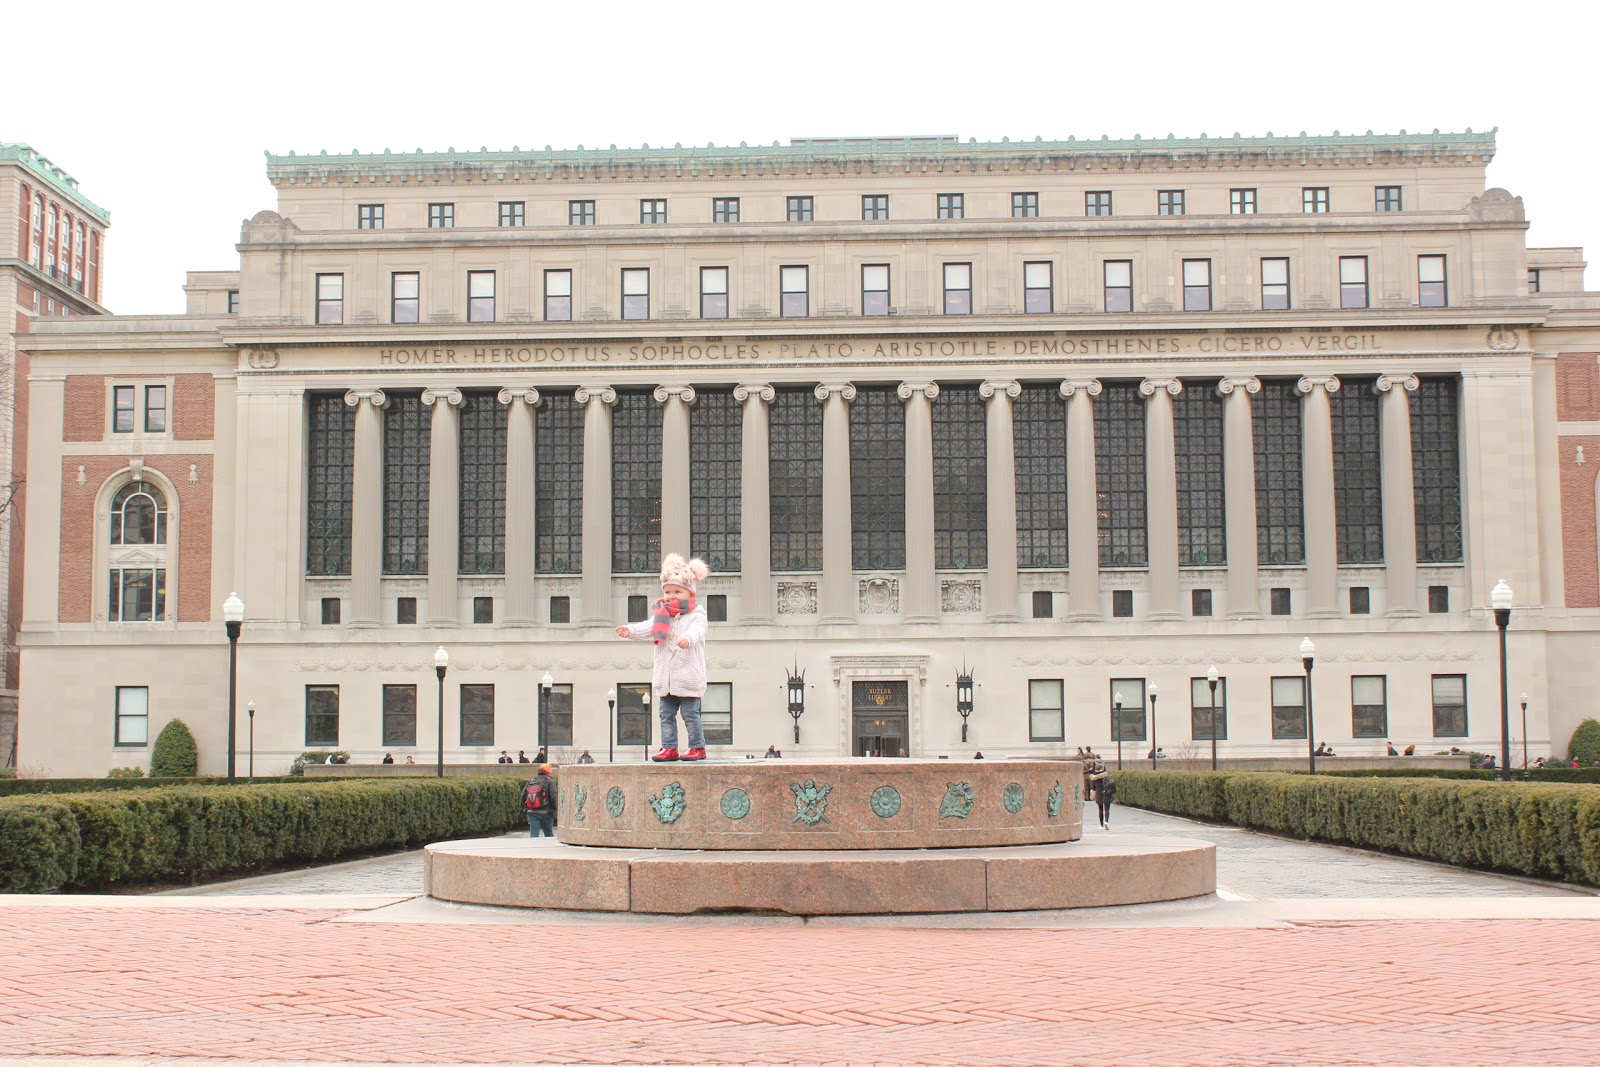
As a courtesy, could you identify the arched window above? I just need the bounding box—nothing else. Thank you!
[106,479,170,623]
[111,481,167,546]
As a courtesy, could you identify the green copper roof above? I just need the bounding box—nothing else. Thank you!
[0,143,111,223]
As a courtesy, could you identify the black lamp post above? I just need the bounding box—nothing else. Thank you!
[247,700,256,783]
[1492,579,1513,782]
[433,646,448,778]
[539,671,554,756]
[1519,692,1529,776]
[786,666,807,745]
[1300,637,1316,774]
[1148,683,1158,770]
[223,592,244,784]
[606,688,616,764]
[1206,665,1220,771]
[1113,695,1123,770]
[955,669,976,743]
[642,689,652,762]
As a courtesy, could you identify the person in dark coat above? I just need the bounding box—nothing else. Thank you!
[1089,763,1116,829]
[522,764,558,838]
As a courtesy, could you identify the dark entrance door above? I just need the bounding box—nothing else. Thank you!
[852,680,909,757]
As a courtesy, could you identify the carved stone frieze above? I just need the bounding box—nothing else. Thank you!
[858,577,900,615]
[776,582,818,615]
[940,579,982,613]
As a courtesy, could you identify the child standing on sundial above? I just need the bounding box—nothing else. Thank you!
[615,553,711,762]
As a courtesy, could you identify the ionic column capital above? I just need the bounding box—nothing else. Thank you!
[653,384,698,405]
[420,387,464,408]
[1059,379,1102,399]
[574,385,617,406]
[1374,374,1420,395]
[733,382,775,403]
[1216,376,1261,397]
[979,380,1021,400]
[897,382,940,402]
[1139,378,1184,398]
[497,387,542,407]
[343,388,388,410]
[815,382,857,403]
[1296,375,1341,396]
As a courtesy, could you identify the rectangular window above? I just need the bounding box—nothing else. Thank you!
[1191,677,1228,740]
[357,204,383,229]
[691,390,739,575]
[1271,676,1307,739]
[1303,187,1330,213]
[702,682,733,745]
[315,272,343,325]
[461,684,495,746]
[473,596,494,624]
[544,269,572,322]
[1031,591,1053,619]
[569,200,595,226]
[1431,674,1467,737]
[227,290,240,314]
[1350,586,1371,614]
[549,596,570,623]
[320,597,341,624]
[1418,255,1447,308]
[1158,190,1186,216]
[1182,259,1212,311]
[1110,679,1147,743]
[391,272,420,324]
[621,268,649,320]
[937,193,964,219]
[1428,585,1449,613]
[108,568,166,622]
[627,594,648,622]
[1103,260,1132,312]
[1231,188,1257,215]
[1191,589,1212,617]
[428,202,454,228]
[1352,675,1388,738]
[862,194,889,221]
[382,684,417,746]
[1339,256,1369,309]
[712,197,740,223]
[467,271,495,322]
[1012,192,1039,218]
[786,195,813,221]
[305,684,339,746]
[143,386,167,433]
[543,683,573,746]
[780,265,809,317]
[114,686,149,746]
[497,201,525,227]
[700,266,728,319]
[1375,186,1402,212]
[1112,589,1133,617]
[1270,587,1291,615]
[862,264,890,316]
[113,385,136,432]
[943,263,972,315]
[1029,679,1064,742]
[706,594,728,622]
[1527,269,1541,294]
[1086,191,1112,217]
[396,597,417,624]
[1023,261,1052,314]
[1261,257,1291,310]
[616,682,651,746]
[639,198,667,224]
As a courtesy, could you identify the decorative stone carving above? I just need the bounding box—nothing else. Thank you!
[246,347,280,370]
[1216,376,1261,397]
[940,782,975,820]
[1467,188,1525,222]
[573,385,617,405]
[572,785,588,821]
[896,382,941,402]
[1374,374,1419,395]
[732,383,775,403]
[343,388,387,410]
[859,577,899,614]
[496,386,542,407]
[813,382,857,403]
[941,579,982,613]
[1003,783,1026,814]
[776,581,817,615]
[790,779,832,825]
[870,785,902,819]
[647,782,686,824]
[1487,328,1520,351]
[1139,378,1184,397]
[652,384,698,405]
[420,387,464,408]
[605,786,626,818]
[978,380,1022,400]
[1047,780,1064,818]
[1295,375,1341,395]
[720,788,751,821]
[1058,379,1103,399]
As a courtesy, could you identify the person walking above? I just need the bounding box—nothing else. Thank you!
[615,553,712,762]
[522,764,558,838]
[1089,762,1117,830]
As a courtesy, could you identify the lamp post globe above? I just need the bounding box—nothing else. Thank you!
[1491,579,1514,781]
[1299,637,1316,774]
[222,592,244,784]
[433,646,449,778]
[1206,665,1220,771]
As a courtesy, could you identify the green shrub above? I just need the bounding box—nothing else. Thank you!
[1569,719,1600,766]
[150,719,199,778]
[107,767,146,779]
[0,799,80,892]
[0,776,299,798]
[1311,767,1600,785]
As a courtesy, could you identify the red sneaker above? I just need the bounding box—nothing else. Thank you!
[681,748,707,762]
[651,747,680,762]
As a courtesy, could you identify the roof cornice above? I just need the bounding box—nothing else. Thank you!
[0,144,112,223]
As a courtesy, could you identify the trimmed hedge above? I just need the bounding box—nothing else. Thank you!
[1116,770,1600,887]
[0,776,300,798]
[0,776,526,894]
[150,719,199,777]
[1570,719,1600,765]
[1309,767,1600,785]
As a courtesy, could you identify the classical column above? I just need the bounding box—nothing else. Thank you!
[1060,379,1102,622]
[1298,375,1341,619]
[1141,378,1183,621]
[980,380,1021,623]
[1217,377,1261,620]
[498,387,540,625]
[816,382,856,624]
[899,382,939,624]
[422,387,464,626]
[1375,374,1421,617]
[577,385,617,626]
[654,385,695,555]
[345,388,387,627]
[734,383,775,623]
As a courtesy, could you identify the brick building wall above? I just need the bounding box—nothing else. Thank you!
[62,374,104,442]
[1556,353,1600,421]
[1559,436,1600,608]
[173,374,214,441]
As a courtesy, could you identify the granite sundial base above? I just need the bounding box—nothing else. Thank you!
[424,759,1216,915]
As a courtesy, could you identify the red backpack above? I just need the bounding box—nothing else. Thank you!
[524,779,551,811]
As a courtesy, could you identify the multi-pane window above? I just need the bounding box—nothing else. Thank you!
[383,393,430,575]
[639,198,667,224]
[1095,383,1147,567]
[306,394,355,576]
[851,387,906,570]
[1270,677,1307,739]
[1103,260,1132,312]
[862,194,889,220]
[1158,190,1185,216]
[1411,377,1463,562]
[315,273,343,325]
[1182,259,1212,311]
[1429,585,1449,613]
[1527,269,1541,294]
[1375,186,1402,212]
[392,272,420,324]
[1270,587,1292,615]
[1086,191,1112,216]
[1431,674,1467,737]
[780,265,809,317]
[569,200,595,226]
[1231,188,1257,215]
[1012,192,1038,218]
[943,263,972,315]
[1190,677,1228,740]
[690,390,742,573]
[1302,187,1329,213]
[1112,589,1133,617]
[467,271,495,322]
[320,597,340,624]
[1023,262,1052,314]
[227,290,240,314]
[1173,383,1226,567]
[461,684,496,746]
[358,204,383,229]
[543,683,574,746]
[769,388,824,571]
[143,386,167,433]
[474,597,493,624]
[933,387,987,569]
[1352,676,1388,738]
[1261,257,1290,310]
[428,202,454,228]
[1029,680,1064,742]
[115,686,149,746]
[616,683,651,746]
[305,685,340,746]
[612,391,663,572]
[1110,679,1147,743]
[1332,377,1383,563]
[459,391,506,575]
[787,195,813,221]
[1418,255,1447,308]
[1191,589,1213,616]
[113,385,136,433]
[702,683,733,745]
[862,264,890,316]
[700,266,729,319]
[108,562,165,622]
[549,596,570,623]
[544,270,572,322]
[621,268,649,320]
[712,197,740,223]
[1033,591,1054,618]
[1254,380,1305,564]
[382,684,417,746]
[1014,385,1067,569]
[627,595,648,622]
[937,193,964,219]
[1339,256,1369,309]
[1350,586,1371,614]
[498,201,525,227]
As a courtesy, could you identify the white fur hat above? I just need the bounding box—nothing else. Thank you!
[660,553,711,594]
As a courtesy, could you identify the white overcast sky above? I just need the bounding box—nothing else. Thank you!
[10,0,1594,314]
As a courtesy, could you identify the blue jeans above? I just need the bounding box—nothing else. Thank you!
[527,810,556,838]
[657,694,705,749]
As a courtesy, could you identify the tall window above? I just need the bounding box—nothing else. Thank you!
[383,393,430,575]
[1527,269,1541,294]
[1302,187,1329,213]
[1095,383,1147,567]
[1411,377,1463,562]
[315,273,343,325]
[700,266,729,319]
[498,201,525,227]
[1110,679,1147,743]
[1351,676,1387,738]
[1012,192,1039,218]
[862,264,890,316]
[1253,380,1304,565]
[461,684,496,746]
[690,390,742,572]
[1024,262,1052,314]
[943,263,972,315]
[616,683,651,746]
[1431,675,1467,737]
[392,272,420,324]
[1375,186,1402,212]
[108,479,169,623]
[1261,257,1290,310]
[851,387,906,570]
[115,687,149,746]
[861,194,889,220]
[937,193,964,219]
[535,392,583,574]
[1014,385,1067,569]
[612,391,662,572]
[787,195,813,221]
[712,197,740,223]
[305,685,339,746]
[780,265,809,317]
[1418,255,1447,307]
[621,268,649,320]
[144,386,168,433]
[1339,256,1368,309]
[1029,680,1064,742]
[109,566,166,622]
[544,269,572,322]
[1103,260,1132,312]
[113,385,136,433]
[1231,188,1257,214]
[933,387,987,569]
[1332,377,1383,563]
[769,388,823,571]
[569,200,595,226]
[306,394,355,576]
[1158,190,1186,216]
[639,198,666,224]
[382,684,417,746]
[1190,677,1228,740]
[428,202,454,228]
[1271,677,1307,739]
[459,391,506,575]
[227,290,240,314]
[1174,383,1226,567]
[1085,191,1112,217]
[467,271,495,323]
[702,683,733,745]
[1182,259,1212,311]
[358,204,384,229]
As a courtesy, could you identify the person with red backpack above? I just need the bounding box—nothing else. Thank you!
[522,763,558,838]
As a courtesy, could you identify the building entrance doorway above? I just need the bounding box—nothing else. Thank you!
[852,680,909,757]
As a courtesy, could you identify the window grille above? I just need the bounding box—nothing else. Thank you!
[1331,378,1383,563]
[1094,383,1147,567]
[1411,377,1463,562]
[383,393,430,575]
[850,387,906,570]
[769,388,824,570]
[536,393,583,573]
[459,391,507,574]
[1013,386,1067,568]
[933,386,987,568]
[612,391,662,572]
[1173,382,1226,566]
[1253,380,1305,564]
[690,390,742,572]
[306,394,354,575]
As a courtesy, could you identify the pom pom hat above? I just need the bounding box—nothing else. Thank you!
[660,553,711,594]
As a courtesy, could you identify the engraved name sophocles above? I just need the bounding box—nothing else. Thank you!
[649,782,687,824]
[1002,783,1026,814]
[605,786,626,818]
[940,782,975,820]
[790,779,833,825]
[870,785,902,819]
[720,788,751,821]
